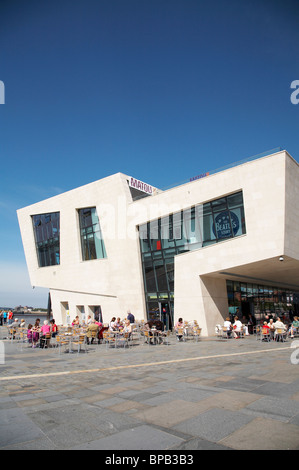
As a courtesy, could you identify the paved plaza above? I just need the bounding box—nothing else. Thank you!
[1,327,299,451]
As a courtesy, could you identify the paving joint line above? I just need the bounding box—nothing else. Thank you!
[0,345,291,382]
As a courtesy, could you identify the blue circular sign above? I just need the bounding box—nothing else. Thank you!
[212,211,239,239]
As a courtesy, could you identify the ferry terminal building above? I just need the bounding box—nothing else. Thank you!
[17,149,299,336]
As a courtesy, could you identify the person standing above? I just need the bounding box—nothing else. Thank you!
[8,310,13,325]
[127,311,135,324]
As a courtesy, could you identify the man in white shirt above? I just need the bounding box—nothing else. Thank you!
[233,316,243,339]
[274,317,286,330]
[274,317,286,341]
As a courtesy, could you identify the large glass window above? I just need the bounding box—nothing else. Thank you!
[227,280,299,321]
[78,207,107,260]
[32,212,60,267]
[138,191,246,320]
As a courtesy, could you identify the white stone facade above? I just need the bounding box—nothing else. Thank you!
[17,150,299,335]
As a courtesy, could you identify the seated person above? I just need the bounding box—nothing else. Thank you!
[115,317,123,330]
[175,317,184,341]
[151,320,164,343]
[27,324,33,344]
[86,320,99,344]
[123,319,132,338]
[109,317,117,331]
[144,321,154,343]
[9,318,20,339]
[261,321,270,340]
[154,320,164,331]
[274,317,287,340]
[223,317,232,337]
[289,316,299,338]
[31,321,41,347]
[232,316,243,338]
[40,320,51,348]
[72,316,80,327]
[50,319,58,337]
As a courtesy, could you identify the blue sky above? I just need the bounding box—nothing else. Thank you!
[0,0,299,307]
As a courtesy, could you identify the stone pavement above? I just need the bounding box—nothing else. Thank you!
[1,327,299,451]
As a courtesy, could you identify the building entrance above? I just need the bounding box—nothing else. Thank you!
[147,301,173,329]
[227,280,299,322]
[159,302,173,330]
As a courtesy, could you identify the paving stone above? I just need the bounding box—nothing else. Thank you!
[172,408,254,442]
[0,408,45,448]
[70,424,184,450]
[220,417,299,450]
[169,437,231,450]
[1,330,298,450]
[131,399,212,427]
[244,396,299,421]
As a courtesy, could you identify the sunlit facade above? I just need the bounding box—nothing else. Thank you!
[17,150,299,335]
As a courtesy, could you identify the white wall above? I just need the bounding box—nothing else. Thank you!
[17,150,299,333]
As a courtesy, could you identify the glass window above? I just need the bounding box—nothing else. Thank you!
[227,192,243,209]
[139,191,246,319]
[139,224,151,253]
[143,258,157,292]
[79,207,107,260]
[161,216,175,250]
[154,259,168,291]
[32,212,60,267]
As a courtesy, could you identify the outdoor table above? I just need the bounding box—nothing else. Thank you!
[64,332,74,353]
[150,329,163,344]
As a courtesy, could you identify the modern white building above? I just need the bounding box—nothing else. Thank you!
[17,149,299,335]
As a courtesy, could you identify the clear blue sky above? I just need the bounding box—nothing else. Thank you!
[0,0,299,307]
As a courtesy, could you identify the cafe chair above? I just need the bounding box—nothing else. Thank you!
[143,330,153,346]
[103,331,116,349]
[261,327,271,342]
[275,328,287,342]
[116,332,130,349]
[41,333,52,349]
[55,335,69,354]
[90,330,99,345]
[175,327,185,342]
[193,327,202,342]
[72,334,88,354]
[161,330,171,345]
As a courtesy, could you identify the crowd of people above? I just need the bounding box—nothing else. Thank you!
[0,309,14,325]
[76,311,136,344]
[2,310,137,347]
[3,308,299,347]
[215,313,299,341]
[26,319,58,348]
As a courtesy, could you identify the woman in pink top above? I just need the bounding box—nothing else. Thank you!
[40,321,51,348]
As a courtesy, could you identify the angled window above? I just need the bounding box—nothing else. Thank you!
[32,212,60,267]
[138,191,246,321]
[78,207,107,261]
